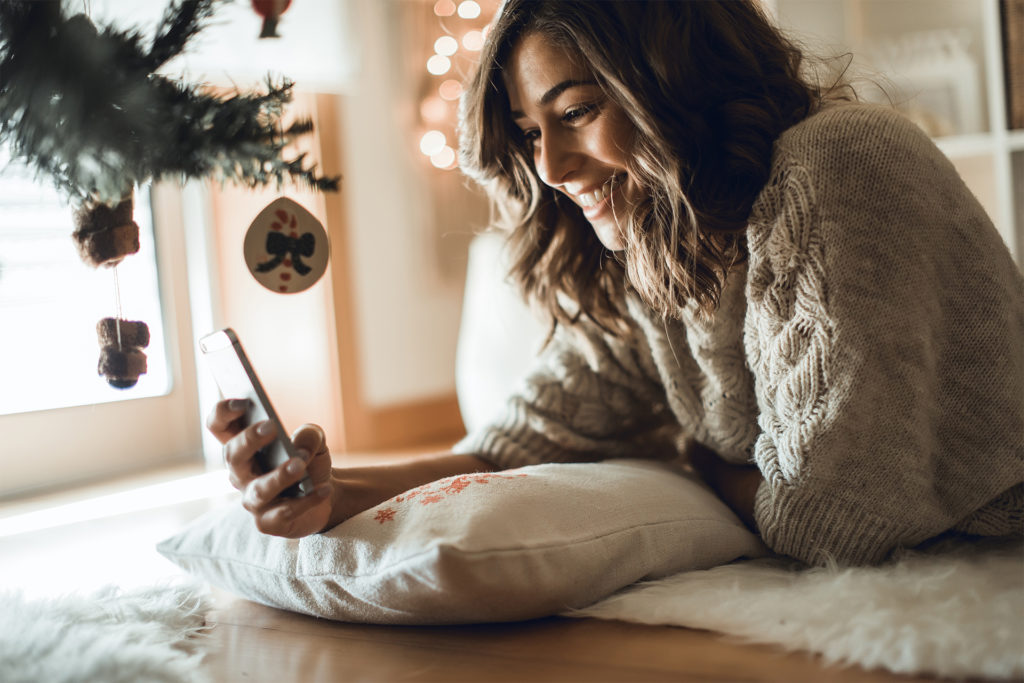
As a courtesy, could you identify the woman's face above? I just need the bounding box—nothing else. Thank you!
[504,32,641,252]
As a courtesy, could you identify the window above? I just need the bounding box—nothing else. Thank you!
[0,158,169,415]
[0,157,204,498]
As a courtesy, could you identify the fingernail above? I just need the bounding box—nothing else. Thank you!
[296,448,310,462]
[257,421,275,436]
[285,458,304,475]
[228,398,249,411]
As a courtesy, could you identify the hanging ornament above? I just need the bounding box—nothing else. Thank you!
[243,197,329,294]
[70,188,150,389]
[71,192,139,268]
[96,316,150,389]
[252,0,293,39]
[241,197,325,294]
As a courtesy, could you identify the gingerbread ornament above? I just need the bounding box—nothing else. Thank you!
[243,197,329,294]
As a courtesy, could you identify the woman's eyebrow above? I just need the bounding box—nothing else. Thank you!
[511,79,598,119]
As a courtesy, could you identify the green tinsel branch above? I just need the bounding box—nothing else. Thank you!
[0,0,339,205]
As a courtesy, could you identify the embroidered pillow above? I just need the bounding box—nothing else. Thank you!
[157,459,767,624]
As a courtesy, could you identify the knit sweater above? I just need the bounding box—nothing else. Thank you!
[453,103,1024,567]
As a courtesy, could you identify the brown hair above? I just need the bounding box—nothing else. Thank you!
[460,0,830,334]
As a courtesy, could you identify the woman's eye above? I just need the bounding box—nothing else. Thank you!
[521,129,540,144]
[563,103,597,124]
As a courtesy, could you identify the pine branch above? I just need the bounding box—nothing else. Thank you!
[147,0,219,71]
[0,0,340,205]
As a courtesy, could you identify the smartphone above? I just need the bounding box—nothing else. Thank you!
[198,328,314,498]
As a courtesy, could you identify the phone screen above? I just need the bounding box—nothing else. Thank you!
[199,328,313,498]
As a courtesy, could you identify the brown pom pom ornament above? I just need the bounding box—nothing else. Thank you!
[72,195,140,268]
[97,317,150,389]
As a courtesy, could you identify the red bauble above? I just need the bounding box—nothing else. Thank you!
[252,0,293,38]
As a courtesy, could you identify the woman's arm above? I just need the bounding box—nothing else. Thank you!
[208,399,493,538]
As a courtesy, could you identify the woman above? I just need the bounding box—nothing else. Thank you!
[208,0,1023,566]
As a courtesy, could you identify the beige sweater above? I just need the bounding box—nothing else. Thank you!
[454,104,1024,566]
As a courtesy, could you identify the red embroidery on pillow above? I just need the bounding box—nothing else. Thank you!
[373,472,528,523]
[373,508,396,524]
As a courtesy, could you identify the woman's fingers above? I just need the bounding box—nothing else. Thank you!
[292,423,326,456]
[292,423,332,483]
[253,488,330,538]
[223,419,278,488]
[241,455,309,512]
[241,457,333,537]
[206,398,251,443]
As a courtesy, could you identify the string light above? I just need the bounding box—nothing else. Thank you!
[457,1,481,19]
[420,96,448,124]
[430,146,457,169]
[420,130,447,156]
[462,29,484,51]
[433,0,456,17]
[439,79,463,101]
[419,1,495,171]
[426,54,451,75]
[434,35,458,56]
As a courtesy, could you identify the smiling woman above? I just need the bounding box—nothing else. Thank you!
[505,33,638,252]
[207,0,1022,573]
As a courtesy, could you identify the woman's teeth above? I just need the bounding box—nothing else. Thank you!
[578,176,622,208]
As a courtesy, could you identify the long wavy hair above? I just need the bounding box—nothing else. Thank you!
[459,0,834,335]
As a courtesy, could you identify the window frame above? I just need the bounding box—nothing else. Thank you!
[0,183,205,499]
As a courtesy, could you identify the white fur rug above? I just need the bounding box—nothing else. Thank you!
[571,537,1024,679]
[0,584,212,683]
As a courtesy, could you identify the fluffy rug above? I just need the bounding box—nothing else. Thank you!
[0,583,212,683]
[570,537,1024,679]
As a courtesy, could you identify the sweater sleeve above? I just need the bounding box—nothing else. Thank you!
[452,311,678,470]
[745,105,1024,566]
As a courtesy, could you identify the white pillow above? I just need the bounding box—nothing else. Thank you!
[157,459,767,624]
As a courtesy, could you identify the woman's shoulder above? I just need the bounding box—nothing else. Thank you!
[755,101,957,223]
[774,101,929,152]
[774,102,940,170]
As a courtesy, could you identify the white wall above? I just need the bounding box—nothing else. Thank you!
[335,0,468,408]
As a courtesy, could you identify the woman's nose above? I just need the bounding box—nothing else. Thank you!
[535,132,576,188]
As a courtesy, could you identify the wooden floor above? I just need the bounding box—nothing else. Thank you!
[0,456,943,683]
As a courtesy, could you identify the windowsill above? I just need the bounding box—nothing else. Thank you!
[0,440,452,537]
[0,463,230,538]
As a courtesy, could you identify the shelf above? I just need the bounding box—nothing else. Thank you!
[930,131,1024,157]
[933,133,996,159]
[1007,130,1024,153]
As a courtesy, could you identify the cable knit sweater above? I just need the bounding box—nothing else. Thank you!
[453,103,1024,567]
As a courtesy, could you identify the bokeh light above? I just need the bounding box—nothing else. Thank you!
[426,54,451,75]
[420,130,447,156]
[457,1,481,19]
[420,96,448,124]
[434,35,458,56]
[433,0,456,17]
[462,29,484,51]
[430,146,457,169]
[439,79,463,101]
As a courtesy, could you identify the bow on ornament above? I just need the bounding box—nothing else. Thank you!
[256,230,315,275]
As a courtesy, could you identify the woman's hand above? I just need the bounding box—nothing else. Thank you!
[689,442,764,532]
[207,399,495,539]
[207,399,338,538]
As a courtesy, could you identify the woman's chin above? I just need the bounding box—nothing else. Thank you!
[592,222,625,252]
